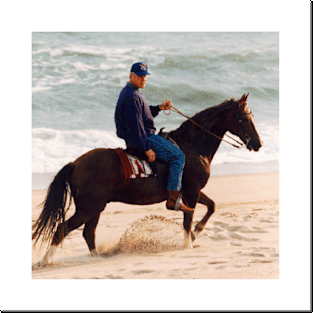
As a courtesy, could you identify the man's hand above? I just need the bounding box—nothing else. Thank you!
[145,149,156,163]
[159,99,173,111]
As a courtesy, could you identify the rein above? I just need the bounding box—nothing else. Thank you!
[165,106,246,149]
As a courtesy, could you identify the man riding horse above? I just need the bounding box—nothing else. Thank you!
[114,62,194,213]
[33,72,262,265]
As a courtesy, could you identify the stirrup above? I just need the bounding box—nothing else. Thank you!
[167,193,192,212]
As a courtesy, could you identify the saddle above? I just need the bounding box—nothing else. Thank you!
[114,129,178,183]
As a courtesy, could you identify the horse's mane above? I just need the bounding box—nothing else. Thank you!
[170,98,237,143]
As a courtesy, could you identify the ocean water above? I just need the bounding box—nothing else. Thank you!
[32,32,279,189]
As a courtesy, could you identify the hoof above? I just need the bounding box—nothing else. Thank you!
[32,259,53,270]
[183,232,193,249]
[39,245,57,266]
[90,249,100,257]
[32,263,40,270]
[183,243,193,249]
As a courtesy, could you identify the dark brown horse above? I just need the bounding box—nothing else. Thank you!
[32,93,263,265]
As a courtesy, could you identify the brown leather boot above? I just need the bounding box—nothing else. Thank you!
[166,190,194,213]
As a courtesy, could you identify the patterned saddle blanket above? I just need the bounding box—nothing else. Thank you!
[114,148,156,183]
[113,129,179,183]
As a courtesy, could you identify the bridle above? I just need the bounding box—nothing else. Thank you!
[235,105,254,148]
[166,105,253,149]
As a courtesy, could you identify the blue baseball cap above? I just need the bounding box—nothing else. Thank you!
[130,62,151,76]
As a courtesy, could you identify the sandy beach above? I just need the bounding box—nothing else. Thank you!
[32,171,279,279]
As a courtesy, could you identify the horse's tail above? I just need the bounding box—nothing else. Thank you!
[32,162,76,246]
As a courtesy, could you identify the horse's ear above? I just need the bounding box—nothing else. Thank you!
[239,93,249,107]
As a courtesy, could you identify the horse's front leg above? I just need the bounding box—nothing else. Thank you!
[183,211,194,249]
[182,189,200,249]
[191,191,215,242]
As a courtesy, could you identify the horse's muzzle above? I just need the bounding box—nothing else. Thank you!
[247,138,263,151]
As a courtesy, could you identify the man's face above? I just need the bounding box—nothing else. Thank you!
[130,73,148,89]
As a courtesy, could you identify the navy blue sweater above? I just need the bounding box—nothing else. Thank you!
[115,83,160,151]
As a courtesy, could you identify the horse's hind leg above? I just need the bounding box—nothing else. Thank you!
[83,213,101,257]
[191,191,215,242]
[40,211,90,265]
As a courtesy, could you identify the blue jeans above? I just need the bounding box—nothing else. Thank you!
[147,134,185,191]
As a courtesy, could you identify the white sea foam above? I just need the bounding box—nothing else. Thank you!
[50,48,64,57]
[32,85,52,93]
[32,128,125,173]
[73,61,98,72]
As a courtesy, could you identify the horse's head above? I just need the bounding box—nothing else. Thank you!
[229,93,263,151]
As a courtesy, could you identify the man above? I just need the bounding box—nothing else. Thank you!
[114,62,194,213]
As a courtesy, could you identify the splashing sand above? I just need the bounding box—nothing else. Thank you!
[99,215,184,255]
